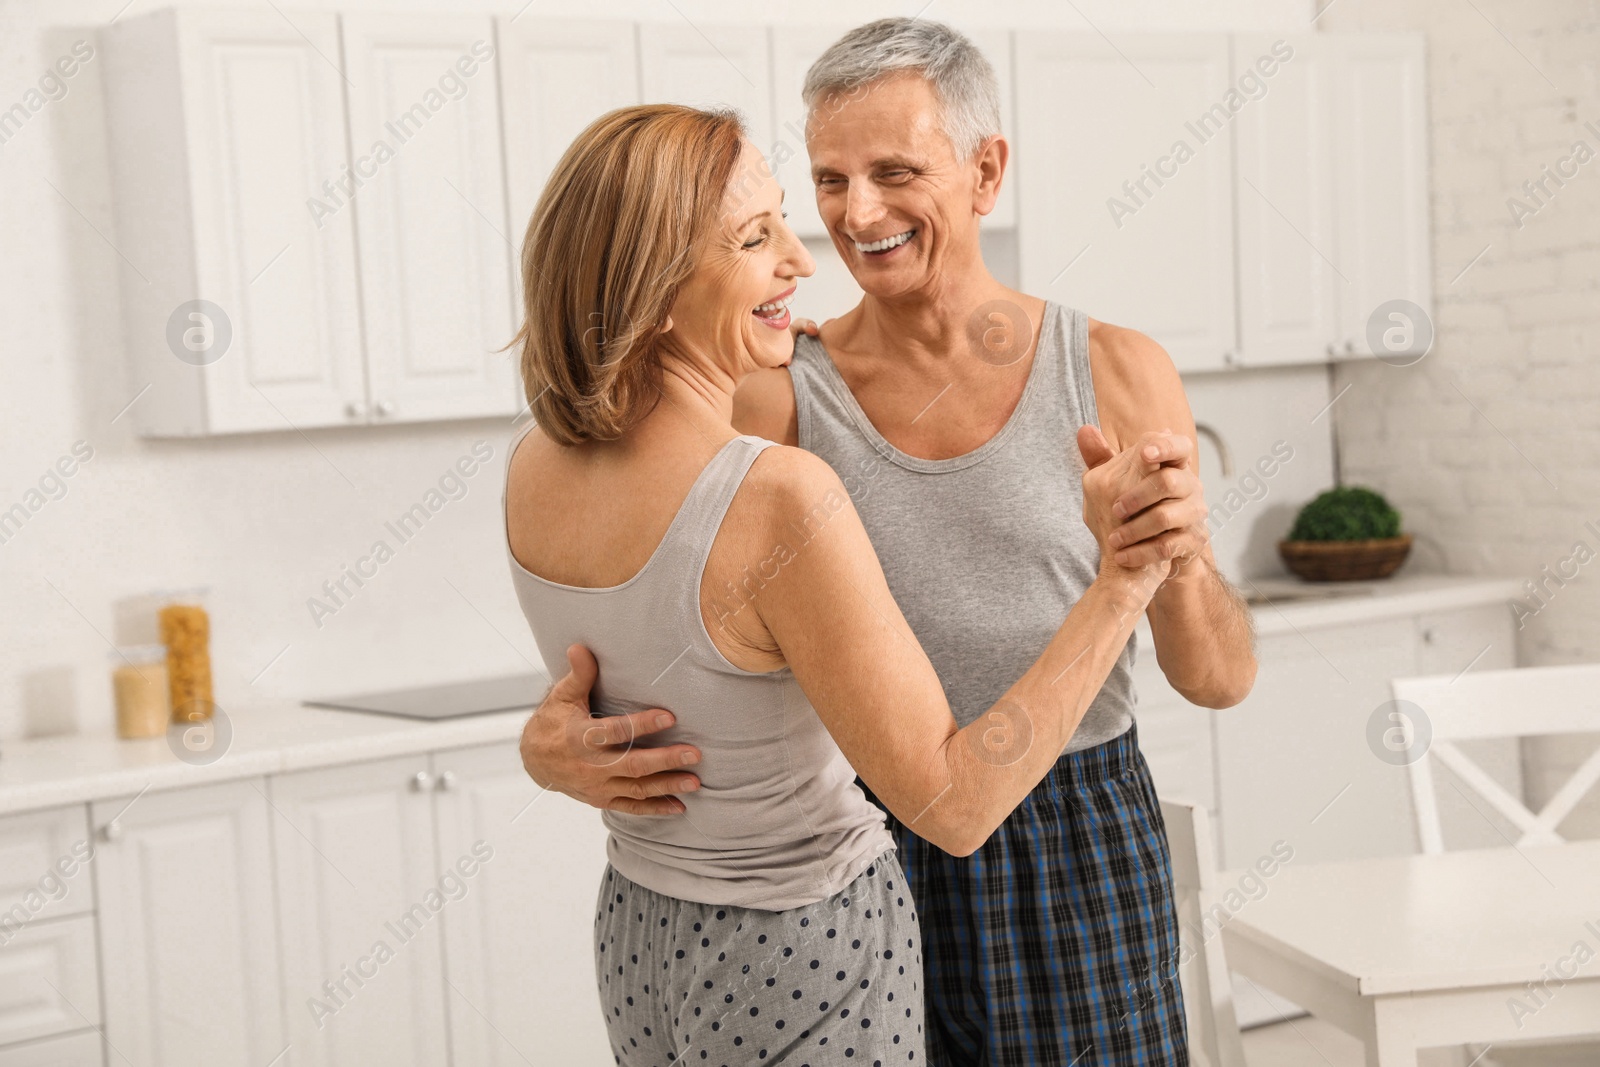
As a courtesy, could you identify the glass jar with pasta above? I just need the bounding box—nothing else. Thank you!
[159,589,213,723]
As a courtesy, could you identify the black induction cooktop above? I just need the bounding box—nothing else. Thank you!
[305,672,547,721]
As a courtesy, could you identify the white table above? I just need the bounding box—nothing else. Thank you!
[1221,840,1600,1066]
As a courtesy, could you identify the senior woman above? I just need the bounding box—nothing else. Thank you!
[501,103,1177,1064]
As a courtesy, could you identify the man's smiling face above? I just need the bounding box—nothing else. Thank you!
[807,73,992,301]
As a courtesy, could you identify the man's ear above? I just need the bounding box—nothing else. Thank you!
[973,134,1009,217]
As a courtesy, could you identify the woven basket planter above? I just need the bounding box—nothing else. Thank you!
[1277,534,1413,582]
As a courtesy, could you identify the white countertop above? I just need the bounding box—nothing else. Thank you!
[1,574,1519,819]
[1139,571,1520,643]
[0,696,539,818]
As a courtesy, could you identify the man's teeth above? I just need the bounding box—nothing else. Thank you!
[753,295,792,315]
[855,230,915,253]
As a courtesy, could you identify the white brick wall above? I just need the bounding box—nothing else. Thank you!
[1325,0,1600,836]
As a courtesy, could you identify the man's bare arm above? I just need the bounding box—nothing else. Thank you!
[1087,320,1257,709]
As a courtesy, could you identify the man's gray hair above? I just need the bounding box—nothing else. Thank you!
[801,19,1001,160]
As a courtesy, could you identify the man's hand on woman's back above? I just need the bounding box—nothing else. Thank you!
[520,644,702,815]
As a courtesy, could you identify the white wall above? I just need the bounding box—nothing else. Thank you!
[0,0,1322,740]
[1322,0,1600,836]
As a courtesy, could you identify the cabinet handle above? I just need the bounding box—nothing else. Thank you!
[1326,341,1341,358]
[375,400,396,418]
[436,771,458,792]
[1222,350,1240,367]
[1421,626,1440,646]
[410,771,433,792]
[345,401,367,420]
[1344,338,1357,355]
[99,819,123,842]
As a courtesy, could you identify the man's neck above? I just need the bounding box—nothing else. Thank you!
[833,262,1023,368]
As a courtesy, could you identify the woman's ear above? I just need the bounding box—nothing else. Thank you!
[660,314,674,334]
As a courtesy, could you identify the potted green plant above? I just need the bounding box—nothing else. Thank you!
[1278,486,1412,581]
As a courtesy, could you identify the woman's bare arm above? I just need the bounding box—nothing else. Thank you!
[749,430,1176,857]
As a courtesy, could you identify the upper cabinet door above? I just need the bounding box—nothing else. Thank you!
[270,757,449,1067]
[497,19,641,295]
[92,780,286,1067]
[769,26,854,239]
[1233,35,1339,367]
[104,9,366,435]
[341,14,519,424]
[1330,33,1432,361]
[1015,34,1236,372]
[638,24,774,150]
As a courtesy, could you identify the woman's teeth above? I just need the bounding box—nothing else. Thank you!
[753,295,793,318]
[855,229,915,253]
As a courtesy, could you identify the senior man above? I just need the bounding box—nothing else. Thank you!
[521,19,1256,1067]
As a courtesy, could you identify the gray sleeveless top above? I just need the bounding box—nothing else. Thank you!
[788,301,1137,751]
[503,427,895,911]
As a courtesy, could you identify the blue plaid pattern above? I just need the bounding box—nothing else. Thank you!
[870,721,1188,1066]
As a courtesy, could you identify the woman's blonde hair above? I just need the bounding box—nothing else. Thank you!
[511,104,746,445]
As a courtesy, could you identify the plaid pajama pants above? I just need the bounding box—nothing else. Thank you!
[870,721,1189,1066]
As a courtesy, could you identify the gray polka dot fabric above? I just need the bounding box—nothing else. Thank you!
[596,850,924,1065]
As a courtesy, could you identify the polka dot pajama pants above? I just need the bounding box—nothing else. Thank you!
[594,850,925,1066]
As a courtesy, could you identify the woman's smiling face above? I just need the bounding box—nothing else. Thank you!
[664,139,815,378]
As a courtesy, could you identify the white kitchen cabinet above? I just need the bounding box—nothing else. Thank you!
[1234,33,1431,366]
[1015,33,1237,372]
[0,1030,104,1067]
[1232,35,1340,367]
[1216,617,1422,868]
[0,807,92,924]
[102,9,367,436]
[1331,33,1432,361]
[1147,600,1519,869]
[269,756,448,1067]
[341,14,521,425]
[92,780,286,1067]
[770,26,1016,239]
[431,744,611,1066]
[639,24,774,153]
[0,917,100,1049]
[769,26,853,239]
[498,18,642,293]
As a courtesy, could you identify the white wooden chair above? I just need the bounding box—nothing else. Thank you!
[1161,798,1248,1067]
[1390,662,1600,854]
[1391,662,1600,1067]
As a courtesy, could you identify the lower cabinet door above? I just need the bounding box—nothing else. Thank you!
[1214,617,1420,868]
[0,1030,104,1067]
[92,780,286,1067]
[269,756,448,1067]
[431,743,612,1066]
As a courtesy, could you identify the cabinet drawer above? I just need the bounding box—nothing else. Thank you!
[0,1030,103,1067]
[0,917,100,1047]
[1414,603,1515,677]
[0,809,92,926]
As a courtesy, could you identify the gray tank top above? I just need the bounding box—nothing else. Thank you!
[503,427,895,911]
[788,301,1137,750]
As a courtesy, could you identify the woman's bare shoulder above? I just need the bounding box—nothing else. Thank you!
[741,444,850,518]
